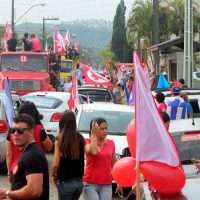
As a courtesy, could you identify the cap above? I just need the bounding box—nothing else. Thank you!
[172,87,181,94]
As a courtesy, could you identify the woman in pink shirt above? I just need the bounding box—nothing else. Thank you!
[83,118,116,200]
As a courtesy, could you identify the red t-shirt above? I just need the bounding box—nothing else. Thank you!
[83,138,115,185]
[157,102,167,113]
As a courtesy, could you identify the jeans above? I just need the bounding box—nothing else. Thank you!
[57,178,83,200]
[83,182,112,200]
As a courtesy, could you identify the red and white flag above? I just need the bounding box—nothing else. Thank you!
[53,30,65,54]
[134,51,179,167]
[82,65,112,87]
[68,72,78,112]
[65,30,70,48]
[3,23,12,51]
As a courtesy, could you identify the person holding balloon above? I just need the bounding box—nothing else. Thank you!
[83,118,116,200]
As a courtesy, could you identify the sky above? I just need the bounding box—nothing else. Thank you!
[0,0,134,25]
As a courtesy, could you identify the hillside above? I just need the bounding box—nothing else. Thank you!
[15,19,113,50]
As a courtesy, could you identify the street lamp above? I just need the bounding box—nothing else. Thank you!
[42,17,59,50]
[11,1,46,32]
[152,0,160,75]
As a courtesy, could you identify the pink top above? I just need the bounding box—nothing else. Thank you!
[31,37,42,52]
[84,139,115,184]
[157,102,167,113]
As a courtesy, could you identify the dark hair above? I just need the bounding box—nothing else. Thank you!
[13,113,35,129]
[179,78,185,85]
[160,112,170,123]
[24,32,28,38]
[155,92,165,103]
[18,101,42,124]
[58,110,83,159]
[89,117,107,136]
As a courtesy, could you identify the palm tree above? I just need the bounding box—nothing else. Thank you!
[127,0,153,49]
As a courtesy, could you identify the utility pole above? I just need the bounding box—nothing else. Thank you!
[152,0,160,75]
[183,0,193,88]
[11,0,14,32]
[42,17,59,50]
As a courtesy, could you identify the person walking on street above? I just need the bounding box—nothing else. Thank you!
[51,110,85,200]
[6,101,53,177]
[83,118,116,200]
[0,114,49,200]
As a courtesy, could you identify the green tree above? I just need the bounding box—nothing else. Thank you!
[127,0,200,49]
[99,48,115,65]
[0,25,4,47]
[111,0,128,62]
[127,0,153,49]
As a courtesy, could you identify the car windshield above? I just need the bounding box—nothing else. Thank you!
[60,60,73,73]
[196,72,200,78]
[173,131,200,163]
[78,110,133,134]
[78,89,113,102]
[0,54,48,72]
[23,95,62,109]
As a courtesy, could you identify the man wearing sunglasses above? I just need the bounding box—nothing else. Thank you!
[0,114,49,200]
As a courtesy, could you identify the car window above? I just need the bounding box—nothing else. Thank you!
[23,96,62,109]
[0,54,48,72]
[172,131,200,162]
[60,60,73,72]
[78,89,113,102]
[78,110,133,134]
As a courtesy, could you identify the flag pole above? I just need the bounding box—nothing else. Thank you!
[136,161,141,200]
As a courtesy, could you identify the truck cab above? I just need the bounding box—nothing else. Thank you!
[0,52,55,95]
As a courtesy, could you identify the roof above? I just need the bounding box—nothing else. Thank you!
[23,91,70,99]
[80,102,133,112]
[149,36,200,53]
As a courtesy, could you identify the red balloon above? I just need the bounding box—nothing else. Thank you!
[126,119,136,158]
[112,157,136,187]
[140,161,185,194]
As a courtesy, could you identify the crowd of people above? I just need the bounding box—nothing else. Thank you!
[7,32,42,52]
[0,98,117,200]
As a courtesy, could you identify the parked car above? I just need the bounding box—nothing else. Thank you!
[22,91,93,138]
[78,86,114,103]
[193,71,200,81]
[76,103,133,157]
[0,93,22,174]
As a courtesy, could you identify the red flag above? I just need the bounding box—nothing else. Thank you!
[65,31,70,48]
[134,50,180,166]
[73,39,80,51]
[3,23,12,51]
[68,72,78,112]
[82,65,112,87]
[53,30,65,54]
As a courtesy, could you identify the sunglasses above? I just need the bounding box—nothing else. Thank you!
[9,128,30,135]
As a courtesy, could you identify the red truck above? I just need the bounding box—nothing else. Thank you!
[0,52,55,95]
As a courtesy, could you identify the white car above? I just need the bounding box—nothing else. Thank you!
[76,103,134,156]
[22,91,93,138]
[23,91,71,137]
